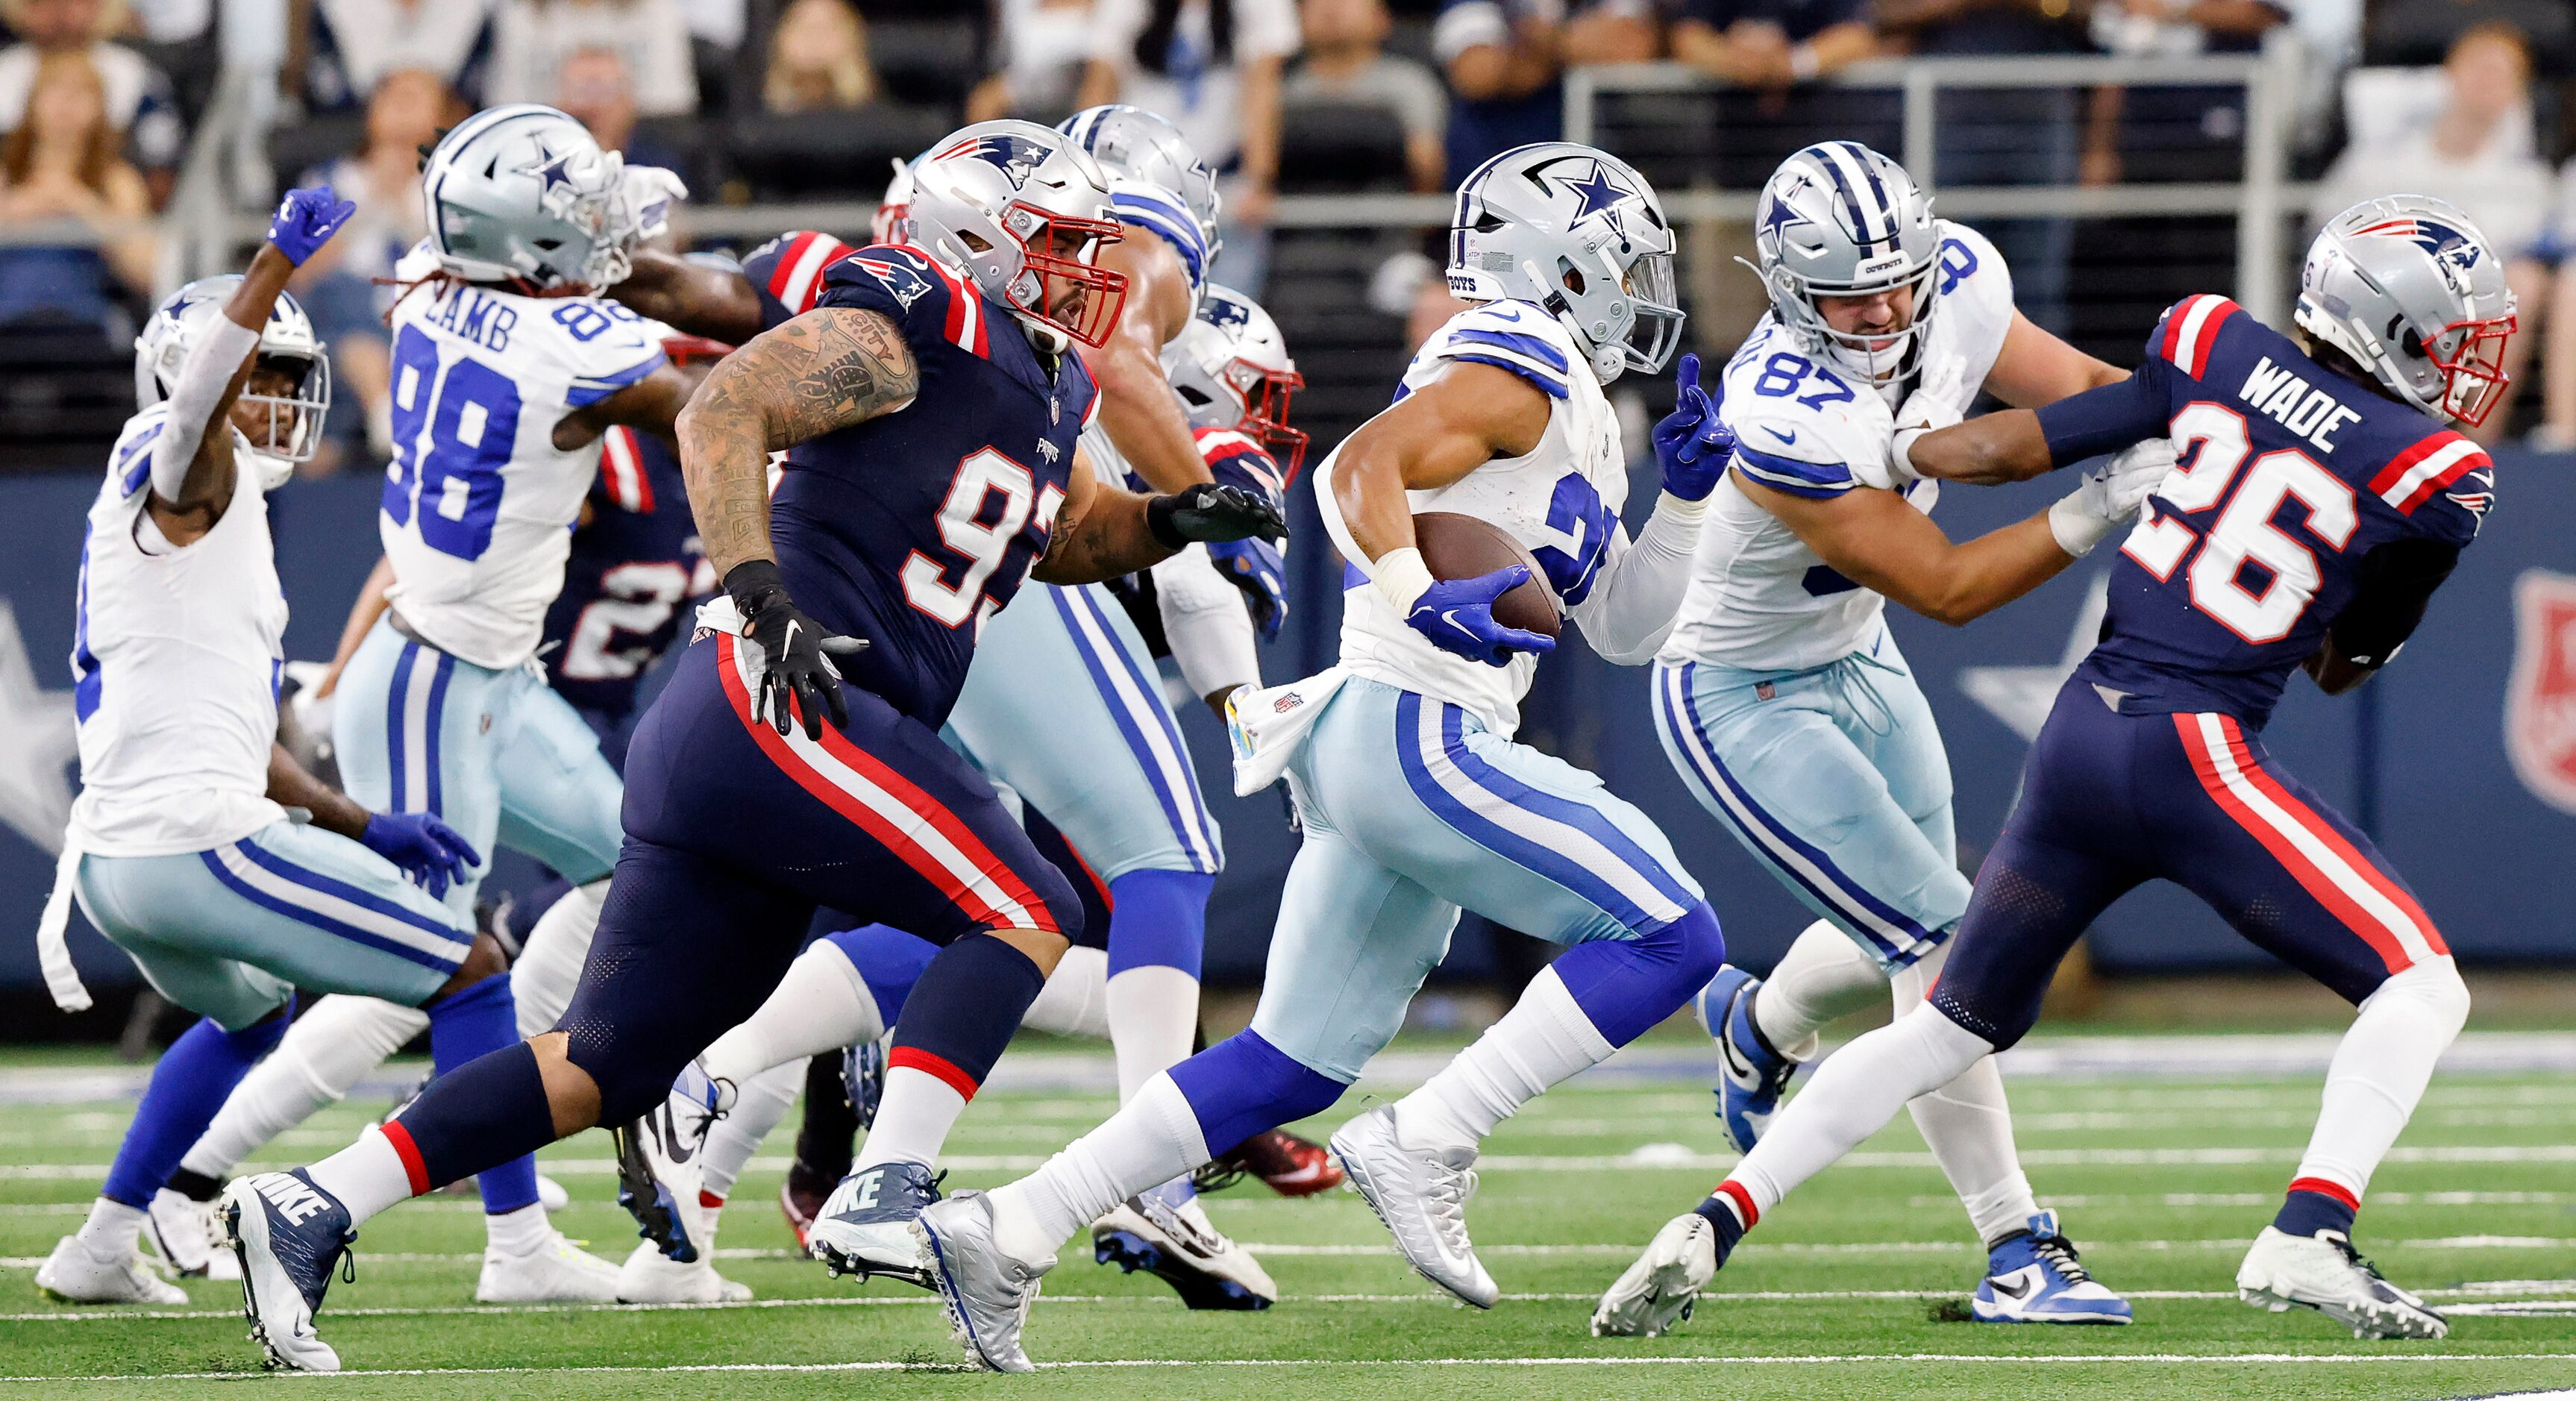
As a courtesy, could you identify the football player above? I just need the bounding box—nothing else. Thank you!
[1597,194,2501,1344]
[911,141,1738,1371]
[222,121,1281,1372]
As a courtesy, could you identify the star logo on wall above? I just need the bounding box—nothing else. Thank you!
[0,600,78,856]
[1958,571,2108,743]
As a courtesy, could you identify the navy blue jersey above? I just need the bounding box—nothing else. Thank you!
[2042,295,2493,727]
[763,242,1099,725]
[542,426,710,718]
[740,230,859,327]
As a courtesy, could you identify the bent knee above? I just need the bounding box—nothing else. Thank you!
[2374,955,2470,1032]
[1663,902,1727,987]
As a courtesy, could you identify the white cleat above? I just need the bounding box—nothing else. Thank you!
[1092,1185,1277,1309]
[34,1234,189,1306]
[221,1172,351,1373]
[476,1228,626,1303]
[144,1188,223,1279]
[1591,1213,1716,1338]
[1328,1106,1498,1308]
[617,1238,752,1303]
[2237,1226,2448,1340]
[919,1191,1050,1373]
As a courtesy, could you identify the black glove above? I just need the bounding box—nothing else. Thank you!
[1147,483,1288,551]
[724,560,866,740]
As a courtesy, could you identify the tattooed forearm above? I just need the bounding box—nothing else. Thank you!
[1032,485,1173,585]
[675,307,919,576]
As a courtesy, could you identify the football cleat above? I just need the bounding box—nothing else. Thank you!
[1329,1106,1497,1308]
[145,1185,222,1279]
[1974,1212,2131,1324]
[780,1161,833,1252]
[220,1171,353,1373]
[612,1062,733,1264]
[919,1190,1050,1373]
[475,1227,624,1303]
[617,1237,753,1303]
[809,1161,943,1288]
[1194,1129,1344,1197]
[1093,1180,1277,1309]
[1698,967,1795,1154]
[1591,1212,1717,1338]
[841,1038,888,1129]
[2236,1225,2448,1340]
[34,1232,190,1306]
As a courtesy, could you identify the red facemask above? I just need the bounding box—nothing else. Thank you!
[1010,205,1128,348]
[2430,312,2516,427]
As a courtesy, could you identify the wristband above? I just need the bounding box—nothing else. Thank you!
[1370,547,1437,613]
[1146,493,1188,549]
[724,558,789,617]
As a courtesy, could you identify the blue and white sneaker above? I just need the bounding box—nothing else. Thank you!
[219,1170,355,1371]
[809,1161,943,1288]
[1973,1212,2131,1324]
[1697,967,1794,1154]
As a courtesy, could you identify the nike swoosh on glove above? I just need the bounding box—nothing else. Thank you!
[359,812,481,900]
[724,559,867,740]
[1649,352,1736,501]
[1404,565,1558,667]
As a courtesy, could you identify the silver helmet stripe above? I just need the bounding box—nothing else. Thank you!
[1810,142,1889,248]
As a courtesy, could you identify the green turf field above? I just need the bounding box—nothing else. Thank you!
[5,1048,2573,1399]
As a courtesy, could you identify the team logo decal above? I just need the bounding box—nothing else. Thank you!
[1201,295,1253,331]
[941,134,1050,191]
[2505,568,2576,815]
[1534,156,1640,234]
[853,255,933,312]
[2351,216,2485,295]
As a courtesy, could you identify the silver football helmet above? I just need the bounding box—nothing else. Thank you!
[2295,195,2518,427]
[134,276,330,486]
[1058,104,1222,257]
[1751,142,1942,386]
[1447,142,1683,384]
[1165,282,1306,477]
[908,121,1129,348]
[421,104,672,290]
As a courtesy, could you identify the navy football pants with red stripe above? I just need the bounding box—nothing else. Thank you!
[556,633,1079,1121]
[1934,677,2448,1048]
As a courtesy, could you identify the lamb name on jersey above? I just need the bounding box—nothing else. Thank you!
[1661,224,2008,674]
[68,407,290,854]
[2080,293,2493,725]
[377,242,668,668]
[1314,300,1629,736]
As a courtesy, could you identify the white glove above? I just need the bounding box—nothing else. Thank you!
[620,166,689,243]
[1888,354,1968,483]
[2046,436,2177,557]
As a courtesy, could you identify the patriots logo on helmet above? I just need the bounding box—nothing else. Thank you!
[944,134,1051,191]
[2352,216,2486,293]
[853,254,933,312]
[1202,295,1253,330]
[1539,157,1640,232]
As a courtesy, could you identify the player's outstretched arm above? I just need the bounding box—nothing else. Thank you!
[1078,236,1212,493]
[1037,445,1286,585]
[607,248,767,345]
[551,360,709,453]
[1909,365,2172,484]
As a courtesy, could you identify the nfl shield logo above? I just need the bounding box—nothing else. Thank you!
[2505,568,2576,815]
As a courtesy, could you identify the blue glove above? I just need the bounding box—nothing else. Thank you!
[1650,352,1736,502]
[360,812,481,900]
[266,186,358,266]
[1403,565,1558,668]
[1206,537,1288,642]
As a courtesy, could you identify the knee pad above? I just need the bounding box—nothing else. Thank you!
[1167,1029,1348,1159]
[2367,956,2470,1038]
[821,924,937,1028]
[1661,902,1729,991]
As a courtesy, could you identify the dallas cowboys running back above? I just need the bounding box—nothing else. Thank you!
[909,141,1738,1372]
[1601,193,2503,1345]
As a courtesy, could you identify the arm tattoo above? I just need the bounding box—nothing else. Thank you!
[677,307,918,576]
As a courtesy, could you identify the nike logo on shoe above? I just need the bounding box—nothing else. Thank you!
[256,1174,330,1227]
[1989,1273,2032,1300]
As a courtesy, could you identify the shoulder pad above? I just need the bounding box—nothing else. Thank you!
[821,243,991,358]
[2146,294,2243,380]
[1728,409,1864,498]
[1193,426,1284,497]
[2368,430,2492,530]
[108,404,173,497]
[542,298,665,408]
[742,231,857,327]
[1432,301,1575,401]
[1109,181,1209,294]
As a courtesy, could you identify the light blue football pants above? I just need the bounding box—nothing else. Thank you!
[75,819,473,1030]
[333,617,625,917]
[944,581,1223,880]
[1254,676,1705,1080]
[1652,626,1967,972]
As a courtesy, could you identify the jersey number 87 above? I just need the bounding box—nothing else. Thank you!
[2122,401,2358,645]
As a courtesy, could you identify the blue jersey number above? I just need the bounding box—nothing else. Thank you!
[1531,472,1615,606]
[1937,237,1978,297]
[382,324,523,560]
[552,301,640,342]
[1749,352,1856,411]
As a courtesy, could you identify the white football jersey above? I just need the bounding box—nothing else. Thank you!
[379,242,667,668]
[1317,300,1635,738]
[1660,223,2013,674]
[68,407,291,856]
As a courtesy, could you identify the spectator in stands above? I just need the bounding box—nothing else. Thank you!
[2077,0,2284,189]
[560,44,685,170]
[1286,0,1445,190]
[0,51,154,334]
[489,0,696,116]
[294,0,497,113]
[2365,0,2573,78]
[1433,0,1561,186]
[0,0,181,204]
[2314,22,2550,442]
[1671,0,1873,90]
[762,0,877,112]
[969,0,1095,122]
[1081,0,1297,292]
[289,67,451,468]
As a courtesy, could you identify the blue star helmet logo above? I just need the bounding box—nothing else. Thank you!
[522,137,585,198]
[1548,157,1638,231]
[1758,177,1813,246]
[948,134,1051,192]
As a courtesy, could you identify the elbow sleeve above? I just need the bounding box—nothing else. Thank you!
[151,315,264,502]
[2035,365,2172,468]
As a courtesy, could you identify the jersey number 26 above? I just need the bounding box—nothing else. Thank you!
[2122,401,2357,644]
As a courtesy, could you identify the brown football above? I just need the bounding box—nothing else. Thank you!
[1411,510,1561,639]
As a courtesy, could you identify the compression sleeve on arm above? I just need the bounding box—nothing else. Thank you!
[1152,545,1264,700]
[2034,358,2175,469]
[149,316,263,504]
[1570,493,1707,665]
[2329,538,2462,668]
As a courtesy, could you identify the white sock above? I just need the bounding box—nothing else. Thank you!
[510,880,608,1038]
[700,938,886,1088]
[1750,921,1887,1062]
[483,1201,551,1256]
[1394,968,1616,1156]
[74,1197,146,1259]
[2294,956,2470,1200]
[1106,964,1199,1103]
[181,994,430,1179]
[1022,946,1111,1040]
[304,1125,419,1225]
[700,1059,803,1201]
[987,1072,1209,1267]
[1729,1004,1994,1221]
[1890,943,2037,1244]
[852,1066,968,1170]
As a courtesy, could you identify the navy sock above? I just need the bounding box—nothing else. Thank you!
[1105,869,1212,979]
[1167,1029,1347,1155]
[101,1008,289,1209]
[825,924,939,1027]
[887,933,1046,1094]
[386,1038,559,1199]
[419,977,543,1213]
[1549,903,1727,1046]
[1690,1182,1755,1270]
[2275,1178,2359,1238]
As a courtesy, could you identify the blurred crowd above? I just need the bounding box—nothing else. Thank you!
[11,0,2576,457]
